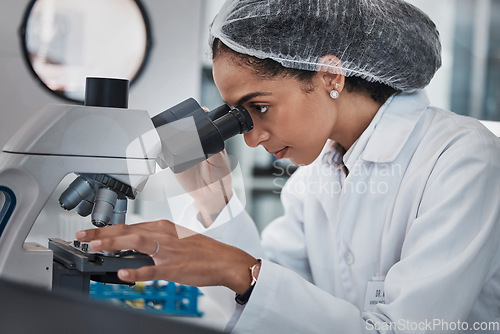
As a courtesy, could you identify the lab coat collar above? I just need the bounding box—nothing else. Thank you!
[353,90,430,165]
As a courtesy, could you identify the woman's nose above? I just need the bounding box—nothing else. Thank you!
[243,125,270,148]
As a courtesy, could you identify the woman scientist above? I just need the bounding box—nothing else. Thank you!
[77,0,500,332]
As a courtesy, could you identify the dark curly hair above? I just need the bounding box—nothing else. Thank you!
[212,38,400,103]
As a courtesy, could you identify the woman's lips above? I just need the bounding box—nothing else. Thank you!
[273,147,288,159]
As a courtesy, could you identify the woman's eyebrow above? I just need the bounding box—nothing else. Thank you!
[235,92,272,106]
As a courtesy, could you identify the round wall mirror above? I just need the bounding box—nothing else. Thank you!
[20,0,152,103]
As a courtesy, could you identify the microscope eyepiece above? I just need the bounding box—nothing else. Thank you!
[212,105,253,141]
[232,106,254,133]
[152,99,253,172]
[207,104,231,121]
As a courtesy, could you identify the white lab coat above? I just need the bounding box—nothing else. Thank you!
[179,90,500,333]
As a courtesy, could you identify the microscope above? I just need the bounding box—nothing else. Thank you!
[0,77,253,294]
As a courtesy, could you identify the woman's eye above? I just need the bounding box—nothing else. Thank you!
[254,105,269,114]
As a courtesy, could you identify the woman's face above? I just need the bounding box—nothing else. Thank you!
[212,55,337,166]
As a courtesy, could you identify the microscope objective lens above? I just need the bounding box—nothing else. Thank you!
[91,187,118,227]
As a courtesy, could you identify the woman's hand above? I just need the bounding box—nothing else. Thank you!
[173,106,234,226]
[175,146,234,227]
[76,220,256,295]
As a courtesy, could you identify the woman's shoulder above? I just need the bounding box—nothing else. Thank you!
[424,106,500,149]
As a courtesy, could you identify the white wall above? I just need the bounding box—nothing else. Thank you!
[0,0,204,149]
[407,0,456,110]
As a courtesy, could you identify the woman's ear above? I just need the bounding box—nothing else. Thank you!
[317,55,345,94]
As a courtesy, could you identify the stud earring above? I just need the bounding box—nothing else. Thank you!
[330,90,340,99]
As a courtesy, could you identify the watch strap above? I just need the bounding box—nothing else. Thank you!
[235,283,256,305]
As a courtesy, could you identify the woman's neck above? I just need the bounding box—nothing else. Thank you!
[330,90,383,151]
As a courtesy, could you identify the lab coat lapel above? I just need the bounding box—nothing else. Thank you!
[361,90,430,163]
[313,90,431,249]
[333,90,430,241]
[317,91,431,303]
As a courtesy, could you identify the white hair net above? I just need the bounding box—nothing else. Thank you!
[210,0,442,92]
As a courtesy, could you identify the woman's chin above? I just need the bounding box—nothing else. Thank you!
[284,147,323,166]
[289,155,316,167]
